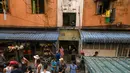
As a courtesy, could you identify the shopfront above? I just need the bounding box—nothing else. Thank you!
[59,29,80,63]
[0,30,59,61]
[81,30,130,57]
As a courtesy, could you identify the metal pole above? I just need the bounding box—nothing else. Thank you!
[57,28,60,51]
[116,44,119,57]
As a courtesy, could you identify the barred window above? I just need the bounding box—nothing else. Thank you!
[31,0,45,14]
[0,0,8,13]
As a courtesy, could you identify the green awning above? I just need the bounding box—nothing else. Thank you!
[84,56,130,73]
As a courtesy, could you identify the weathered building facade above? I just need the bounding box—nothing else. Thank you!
[0,0,57,27]
[0,0,130,60]
[83,0,130,27]
[0,0,58,61]
[82,0,130,57]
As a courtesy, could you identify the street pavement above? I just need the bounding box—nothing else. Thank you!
[29,62,85,73]
[29,57,85,73]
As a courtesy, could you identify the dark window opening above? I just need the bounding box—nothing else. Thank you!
[0,1,3,13]
[96,0,110,15]
[32,0,45,14]
[0,0,8,13]
[96,0,116,23]
[63,13,76,26]
[103,0,110,13]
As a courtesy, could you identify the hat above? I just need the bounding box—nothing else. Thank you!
[59,58,64,61]
[9,61,18,65]
[33,55,40,59]
[80,50,84,54]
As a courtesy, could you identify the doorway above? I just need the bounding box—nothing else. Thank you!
[59,41,79,63]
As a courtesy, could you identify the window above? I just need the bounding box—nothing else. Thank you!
[0,0,8,13]
[95,0,116,23]
[96,0,110,15]
[31,0,45,14]
[63,13,76,26]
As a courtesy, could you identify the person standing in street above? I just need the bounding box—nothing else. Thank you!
[11,64,22,73]
[59,46,64,58]
[0,50,6,66]
[20,56,29,73]
[80,50,85,72]
[55,50,61,65]
[51,57,57,73]
[55,50,61,72]
[0,50,6,73]
[26,66,34,73]
[71,49,76,62]
[36,59,43,73]
[33,55,40,67]
[59,58,67,73]
[93,51,98,57]
[41,64,50,73]
[70,61,77,73]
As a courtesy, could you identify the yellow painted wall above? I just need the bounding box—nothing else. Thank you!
[59,29,80,40]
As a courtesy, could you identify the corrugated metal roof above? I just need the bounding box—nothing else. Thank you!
[81,31,130,43]
[84,56,130,73]
[0,30,59,41]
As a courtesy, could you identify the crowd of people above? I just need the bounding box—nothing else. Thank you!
[0,47,83,73]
